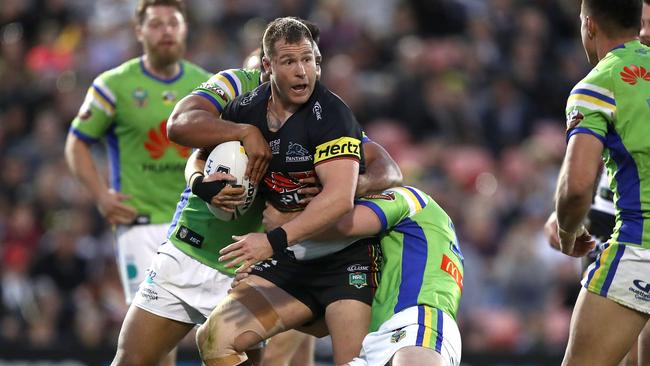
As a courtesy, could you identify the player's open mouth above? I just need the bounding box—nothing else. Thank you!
[292,84,308,93]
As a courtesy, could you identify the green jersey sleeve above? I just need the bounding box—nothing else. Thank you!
[565,64,616,144]
[356,186,430,231]
[191,68,262,113]
[70,74,117,143]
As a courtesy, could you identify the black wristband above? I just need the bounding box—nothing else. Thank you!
[267,227,288,258]
[191,174,228,203]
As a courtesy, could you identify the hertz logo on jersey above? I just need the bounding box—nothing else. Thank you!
[314,137,361,165]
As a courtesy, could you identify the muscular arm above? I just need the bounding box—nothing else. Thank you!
[64,133,136,224]
[356,141,402,197]
[555,134,603,250]
[65,133,107,200]
[281,159,359,244]
[168,95,270,183]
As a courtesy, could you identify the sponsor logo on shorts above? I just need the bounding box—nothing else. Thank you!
[347,264,369,272]
[630,280,650,302]
[391,329,406,343]
[349,272,368,289]
[141,288,159,301]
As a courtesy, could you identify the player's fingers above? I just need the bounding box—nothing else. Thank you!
[114,192,133,201]
[235,260,253,274]
[113,203,138,216]
[224,254,248,269]
[298,186,321,196]
[219,242,242,256]
[204,172,237,183]
[298,197,314,205]
[251,157,267,184]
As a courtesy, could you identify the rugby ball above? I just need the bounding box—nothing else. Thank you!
[204,141,258,221]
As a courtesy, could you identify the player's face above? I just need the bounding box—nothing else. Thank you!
[580,4,598,66]
[136,5,187,66]
[641,2,650,46]
[268,38,317,107]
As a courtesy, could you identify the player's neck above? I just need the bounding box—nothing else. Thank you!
[268,86,300,125]
[142,55,181,79]
[596,35,637,61]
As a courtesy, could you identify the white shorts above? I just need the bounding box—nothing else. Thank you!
[582,243,650,314]
[115,223,169,304]
[132,242,233,325]
[348,305,462,366]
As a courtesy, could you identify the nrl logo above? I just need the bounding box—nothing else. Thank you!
[349,272,368,289]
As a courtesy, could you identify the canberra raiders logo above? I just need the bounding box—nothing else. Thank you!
[133,87,148,107]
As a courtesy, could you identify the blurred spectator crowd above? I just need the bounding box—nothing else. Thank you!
[0,0,592,355]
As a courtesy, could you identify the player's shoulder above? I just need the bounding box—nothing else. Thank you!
[97,57,142,83]
[224,82,269,118]
[181,59,211,80]
[309,81,355,121]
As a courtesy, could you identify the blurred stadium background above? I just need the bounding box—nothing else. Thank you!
[0,0,589,364]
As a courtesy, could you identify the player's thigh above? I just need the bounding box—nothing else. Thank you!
[115,223,168,303]
[637,320,650,366]
[112,304,193,366]
[391,346,445,366]
[263,330,314,366]
[198,274,314,358]
[563,288,648,366]
[326,299,371,365]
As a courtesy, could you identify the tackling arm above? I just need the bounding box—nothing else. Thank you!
[356,141,402,197]
[168,95,270,183]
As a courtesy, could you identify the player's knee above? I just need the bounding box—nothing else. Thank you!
[196,322,217,358]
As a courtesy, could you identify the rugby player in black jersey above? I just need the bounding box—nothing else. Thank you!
[192,18,379,366]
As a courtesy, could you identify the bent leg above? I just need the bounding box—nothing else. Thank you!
[197,275,314,366]
[563,288,648,366]
[111,305,194,366]
[326,300,371,365]
[391,346,445,366]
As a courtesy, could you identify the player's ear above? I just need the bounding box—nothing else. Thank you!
[586,15,596,39]
[262,56,272,75]
[135,23,144,43]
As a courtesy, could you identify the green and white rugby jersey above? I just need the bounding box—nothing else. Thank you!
[70,57,210,224]
[567,40,650,248]
[356,187,464,332]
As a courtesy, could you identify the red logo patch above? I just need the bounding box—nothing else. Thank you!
[441,254,463,291]
[620,65,650,85]
[144,120,191,159]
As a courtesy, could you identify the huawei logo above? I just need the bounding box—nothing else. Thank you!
[620,65,650,85]
[144,120,191,159]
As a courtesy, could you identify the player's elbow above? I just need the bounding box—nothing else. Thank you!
[333,196,355,215]
[166,109,185,144]
[558,181,592,207]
